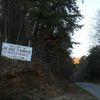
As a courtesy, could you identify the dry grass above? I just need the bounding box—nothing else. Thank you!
[0,58,96,99]
[0,71,94,98]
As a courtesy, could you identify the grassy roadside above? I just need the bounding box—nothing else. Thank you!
[0,72,97,100]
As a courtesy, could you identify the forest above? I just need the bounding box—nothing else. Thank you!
[0,0,99,100]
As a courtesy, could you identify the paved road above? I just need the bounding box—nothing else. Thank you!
[76,82,100,100]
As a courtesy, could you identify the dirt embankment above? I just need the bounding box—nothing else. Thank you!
[0,58,97,100]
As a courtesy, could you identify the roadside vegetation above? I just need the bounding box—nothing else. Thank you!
[0,0,98,99]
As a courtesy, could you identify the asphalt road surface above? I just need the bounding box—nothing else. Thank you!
[76,82,100,100]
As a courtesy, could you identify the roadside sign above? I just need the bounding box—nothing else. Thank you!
[1,43,32,62]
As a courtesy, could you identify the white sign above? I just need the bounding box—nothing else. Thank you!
[1,43,32,62]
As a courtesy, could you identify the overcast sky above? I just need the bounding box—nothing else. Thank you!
[71,0,100,57]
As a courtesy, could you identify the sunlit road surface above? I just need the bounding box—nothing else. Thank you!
[76,82,100,100]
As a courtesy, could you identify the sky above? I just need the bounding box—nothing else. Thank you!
[71,0,100,57]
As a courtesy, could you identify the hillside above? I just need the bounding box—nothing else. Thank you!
[0,57,96,100]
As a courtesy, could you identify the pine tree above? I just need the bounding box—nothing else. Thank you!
[0,0,82,79]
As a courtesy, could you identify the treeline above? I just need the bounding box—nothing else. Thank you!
[0,0,82,80]
[75,46,100,81]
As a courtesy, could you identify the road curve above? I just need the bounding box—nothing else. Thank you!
[76,82,100,100]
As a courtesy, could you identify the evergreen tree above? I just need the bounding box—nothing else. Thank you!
[87,45,100,79]
[91,10,100,45]
[0,0,82,79]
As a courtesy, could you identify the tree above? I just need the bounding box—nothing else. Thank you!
[0,0,82,80]
[87,45,100,79]
[1,0,82,43]
[91,10,100,44]
[74,56,89,81]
